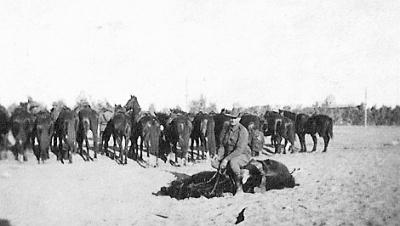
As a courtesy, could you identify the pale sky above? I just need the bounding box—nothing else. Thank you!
[1,0,399,111]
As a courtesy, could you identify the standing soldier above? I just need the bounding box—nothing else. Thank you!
[211,108,251,195]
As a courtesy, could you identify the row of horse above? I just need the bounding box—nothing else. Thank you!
[0,95,334,166]
[0,101,100,163]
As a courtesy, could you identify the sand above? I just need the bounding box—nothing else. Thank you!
[1,126,399,226]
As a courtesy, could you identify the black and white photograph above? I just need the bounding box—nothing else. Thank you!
[0,0,399,225]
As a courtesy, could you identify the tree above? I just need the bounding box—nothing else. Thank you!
[189,95,206,113]
[322,94,336,108]
[188,95,217,113]
[205,102,217,113]
[148,103,156,114]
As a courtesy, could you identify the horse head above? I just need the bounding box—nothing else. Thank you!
[125,95,141,115]
[114,104,126,114]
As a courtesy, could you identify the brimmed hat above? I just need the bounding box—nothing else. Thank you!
[224,108,242,118]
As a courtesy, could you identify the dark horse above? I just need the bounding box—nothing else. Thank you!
[212,110,231,149]
[155,112,172,162]
[124,95,142,159]
[164,113,193,166]
[279,110,333,152]
[76,105,99,161]
[33,110,53,163]
[239,113,262,131]
[190,112,216,160]
[0,104,10,159]
[263,111,295,154]
[263,111,282,147]
[132,113,162,166]
[304,114,333,152]
[54,107,78,163]
[109,105,131,164]
[100,117,115,156]
[10,104,35,161]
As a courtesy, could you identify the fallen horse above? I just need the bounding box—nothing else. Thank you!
[156,159,299,200]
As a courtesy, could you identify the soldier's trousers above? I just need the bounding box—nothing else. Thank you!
[229,154,251,177]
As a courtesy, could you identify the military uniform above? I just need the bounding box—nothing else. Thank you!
[217,123,251,179]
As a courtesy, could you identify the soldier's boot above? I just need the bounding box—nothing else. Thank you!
[235,174,244,195]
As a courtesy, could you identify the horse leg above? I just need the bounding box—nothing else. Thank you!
[68,144,73,164]
[284,138,288,154]
[190,138,195,161]
[113,135,119,161]
[125,136,130,164]
[33,137,40,163]
[290,138,295,153]
[103,136,108,156]
[62,137,72,163]
[201,138,205,160]
[146,139,150,158]
[298,133,304,152]
[140,137,144,160]
[322,135,330,152]
[85,136,91,160]
[275,135,282,154]
[52,134,57,155]
[78,136,83,158]
[92,128,98,159]
[118,136,123,164]
[311,134,317,152]
[201,136,206,160]
[196,139,200,160]
[58,136,64,163]
[22,141,28,162]
[173,143,178,164]
[134,137,140,160]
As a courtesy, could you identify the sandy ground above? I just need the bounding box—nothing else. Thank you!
[1,126,400,226]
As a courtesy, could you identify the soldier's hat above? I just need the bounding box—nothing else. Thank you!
[224,108,242,118]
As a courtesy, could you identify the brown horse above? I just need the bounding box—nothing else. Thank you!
[54,107,78,163]
[33,110,53,163]
[0,105,10,159]
[212,110,231,149]
[10,104,35,162]
[190,112,216,160]
[110,105,131,164]
[124,95,142,159]
[279,110,333,152]
[164,114,193,166]
[76,105,99,161]
[132,114,161,166]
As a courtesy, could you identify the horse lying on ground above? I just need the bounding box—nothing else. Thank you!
[156,159,298,200]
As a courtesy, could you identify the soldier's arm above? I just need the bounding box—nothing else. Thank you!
[224,127,249,161]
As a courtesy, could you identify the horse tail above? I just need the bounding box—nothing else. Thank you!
[82,118,90,133]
